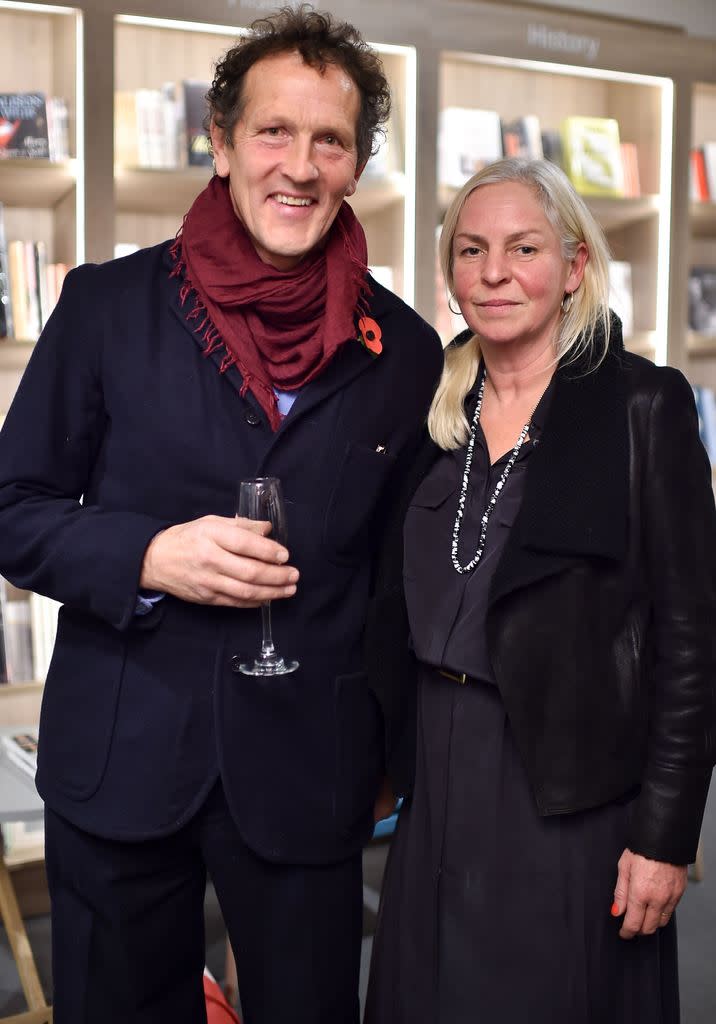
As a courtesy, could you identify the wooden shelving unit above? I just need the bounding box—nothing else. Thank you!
[434,49,672,357]
[112,16,415,301]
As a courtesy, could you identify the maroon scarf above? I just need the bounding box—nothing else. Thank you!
[170,176,370,430]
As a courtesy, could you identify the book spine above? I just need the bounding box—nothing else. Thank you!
[7,240,28,341]
[0,202,13,340]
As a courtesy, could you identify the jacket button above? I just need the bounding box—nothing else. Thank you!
[230,655,243,673]
[245,409,261,426]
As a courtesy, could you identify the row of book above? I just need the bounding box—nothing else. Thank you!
[0,576,60,685]
[689,146,716,203]
[114,80,398,177]
[115,80,213,170]
[438,108,641,198]
[0,92,70,161]
[0,203,68,341]
[688,267,716,337]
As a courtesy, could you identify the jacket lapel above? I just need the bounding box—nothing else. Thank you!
[490,340,630,607]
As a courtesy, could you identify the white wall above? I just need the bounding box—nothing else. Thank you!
[517,0,716,40]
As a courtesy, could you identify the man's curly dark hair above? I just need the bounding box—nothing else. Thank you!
[206,5,391,168]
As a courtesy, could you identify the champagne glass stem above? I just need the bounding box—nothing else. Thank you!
[260,601,276,660]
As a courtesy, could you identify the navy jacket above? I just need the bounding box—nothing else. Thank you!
[0,241,442,863]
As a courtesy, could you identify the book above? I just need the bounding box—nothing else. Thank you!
[7,240,28,341]
[619,142,641,198]
[689,148,709,201]
[688,266,716,336]
[0,731,38,779]
[29,592,60,683]
[0,202,13,339]
[438,107,503,189]
[608,261,634,340]
[702,143,716,203]
[183,81,212,168]
[114,90,139,167]
[540,130,564,170]
[561,116,624,197]
[693,385,716,464]
[0,93,50,159]
[0,580,33,682]
[501,115,543,159]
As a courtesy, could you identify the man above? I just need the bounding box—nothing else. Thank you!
[0,6,442,1023]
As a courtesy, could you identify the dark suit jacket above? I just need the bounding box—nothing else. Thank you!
[0,241,443,864]
[366,322,716,865]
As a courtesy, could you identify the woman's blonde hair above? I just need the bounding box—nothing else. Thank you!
[429,157,612,450]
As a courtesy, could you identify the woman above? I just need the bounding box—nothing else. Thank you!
[365,157,716,1023]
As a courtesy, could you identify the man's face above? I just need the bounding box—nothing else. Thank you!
[210,50,363,271]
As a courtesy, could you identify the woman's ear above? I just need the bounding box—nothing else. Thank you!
[566,241,589,294]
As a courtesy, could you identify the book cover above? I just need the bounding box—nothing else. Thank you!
[0,731,38,778]
[690,148,710,202]
[702,142,716,203]
[0,202,13,339]
[608,261,634,339]
[438,107,503,189]
[501,115,543,159]
[182,81,212,168]
[561,116,624,197]
[688,266,716,336]
[0,93,50,160]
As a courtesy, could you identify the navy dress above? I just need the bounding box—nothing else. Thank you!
[365,385,679,1024]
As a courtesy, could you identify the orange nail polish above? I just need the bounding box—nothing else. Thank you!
[610,902,620,917]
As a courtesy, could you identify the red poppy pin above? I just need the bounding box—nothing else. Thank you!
[357,316,383,356]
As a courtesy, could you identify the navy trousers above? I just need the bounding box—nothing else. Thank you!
[44,781,363,1024]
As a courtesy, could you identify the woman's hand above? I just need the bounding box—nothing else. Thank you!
[611,848,687,939]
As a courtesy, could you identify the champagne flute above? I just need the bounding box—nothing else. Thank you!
[236,477,299,676]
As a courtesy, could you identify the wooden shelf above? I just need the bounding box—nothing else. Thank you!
[115,166,407,219]
[114,165,212,215]
[0,159,77,209]
[690,201,716,238]
[0,341,35,372]
[687,332,716,357]
[438,186,659,231]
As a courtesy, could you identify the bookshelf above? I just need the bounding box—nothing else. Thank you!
[113,16,416,303]
[0,0,81,409]
[686,81,716,366]
[435,51,672,357]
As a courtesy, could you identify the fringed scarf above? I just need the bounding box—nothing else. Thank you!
[170,175,371,431]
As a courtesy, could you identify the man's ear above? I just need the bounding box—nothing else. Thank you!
[345,160,367,198]
[209,118,231,177]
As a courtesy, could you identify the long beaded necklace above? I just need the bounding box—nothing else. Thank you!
[451,367,531,575]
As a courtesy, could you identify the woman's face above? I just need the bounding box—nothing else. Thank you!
[451,181,587,352]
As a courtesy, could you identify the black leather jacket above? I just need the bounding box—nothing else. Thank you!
[367,324,716,865]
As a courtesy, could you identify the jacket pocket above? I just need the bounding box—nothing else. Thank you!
[37,606,126,801]
[323,441,396,565]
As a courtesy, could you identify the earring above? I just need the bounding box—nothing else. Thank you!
[448,295,461,316]
[561,291,574,314]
